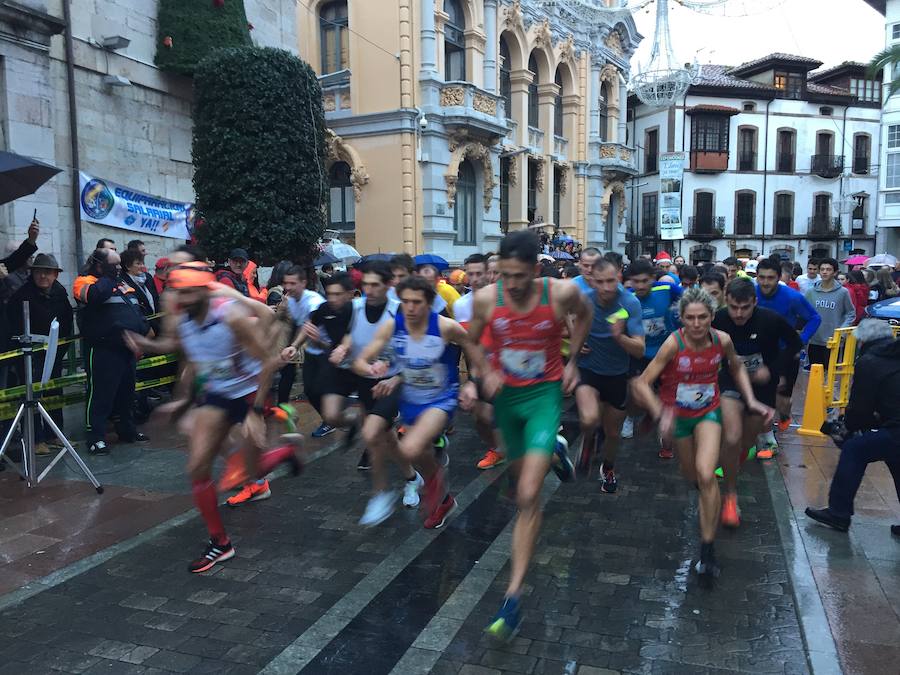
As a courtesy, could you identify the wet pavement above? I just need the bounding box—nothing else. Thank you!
[0,395,895,674]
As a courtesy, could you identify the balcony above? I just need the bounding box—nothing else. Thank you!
[527,126,545,155]
[593,141,638,176]
[438,82,509,140]
[553,135,568,161]
[852,155,870,175]
[737,152,757,172]
[322,71,352,115]
[640,221,657,238]
[690,150,729,173]
[811,154,844,179]
[688,216,725,240]
[807,215,841,239]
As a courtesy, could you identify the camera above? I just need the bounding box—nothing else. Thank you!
[820,418,857,448]
[418,115,428,131]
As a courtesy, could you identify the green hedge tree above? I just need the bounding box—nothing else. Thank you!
[192,47,328,264]
[155,0,252,76]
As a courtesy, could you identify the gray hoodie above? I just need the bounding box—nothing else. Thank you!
[804,280,856,346]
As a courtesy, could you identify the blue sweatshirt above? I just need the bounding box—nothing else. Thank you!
[756,283,821,345]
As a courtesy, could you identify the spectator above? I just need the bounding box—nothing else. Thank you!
[1,218,41,390]
[804,257,856,366]
[215,248,250,296]
[388,254,415,301]
[415,262,458,316]
[266,260,294,307]
[73,248,150,455]
[153,257,169,295]
[673,255,686,266]
[242,260,267,302]
[796,258,820,294]
[121,249,159,331]
[845,270,870,324]
[127,239,147,256]
[892,260,900,284]
[805,319,900,537]
[448,268,467,296]
[836,272,848,285]
[96,238,116,251]
[871,266,900,303]
[780,262,799,290]
[6,254,74,455]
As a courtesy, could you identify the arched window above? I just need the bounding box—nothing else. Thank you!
[734,190,756,235]
[320,1,348,75]
[774,191,794,235]
[454,160,477,244]
[328,162,355,234]
[776,129,796,173]
[500,39,512,120]
[554,69,564,137]
[444,0,466,82]
[598,82,609,142]
[528,53,539,128]
[553,165,562,226]
[500,157,510,233]
[853,133,871,174]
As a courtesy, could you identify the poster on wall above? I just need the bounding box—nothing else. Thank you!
[658,152,685,240]
[79,171,195,240]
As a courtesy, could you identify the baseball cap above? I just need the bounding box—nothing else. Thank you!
[228,248,249,261]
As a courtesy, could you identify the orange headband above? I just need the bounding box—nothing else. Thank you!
[167,263,215,289]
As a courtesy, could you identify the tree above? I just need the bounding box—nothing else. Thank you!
[869,48,894,98]
[192,47,328,264]
[155,0,252,76]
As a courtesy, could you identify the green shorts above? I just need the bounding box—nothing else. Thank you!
[494,381,562,461]
[674,407,722,439]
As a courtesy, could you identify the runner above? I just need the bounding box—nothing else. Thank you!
[700,272,726,310]
[571,247,601,293]
[125,263,301,572]
[353,275,478,528]
[460,230,591,640]
[712,278,801,527]
[631,286,772,580]
[576,257,645,488]
[487,254,500,284]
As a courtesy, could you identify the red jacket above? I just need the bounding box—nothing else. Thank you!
[846,283,869,324]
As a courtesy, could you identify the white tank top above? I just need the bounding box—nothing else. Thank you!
[350,296,400,377]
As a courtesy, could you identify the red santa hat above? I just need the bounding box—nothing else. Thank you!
[654,251,672,264]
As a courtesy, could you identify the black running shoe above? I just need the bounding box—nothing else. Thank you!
[357,450,371,471]
[891,525,899,537]
[599,463,617,494]
[342,418,360,451]
[189,539,235,573]
[88,441,110,456]
[695,542,721,580]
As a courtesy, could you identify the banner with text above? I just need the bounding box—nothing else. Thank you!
[658,152,685,240]
[79,171,195,240]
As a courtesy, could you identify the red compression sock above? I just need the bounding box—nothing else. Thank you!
[256,444,294,477]
[192,479,226,544]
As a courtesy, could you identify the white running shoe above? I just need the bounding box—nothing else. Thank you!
[403,472,424,508]
[621,416,634,439]
[359,490,397,527]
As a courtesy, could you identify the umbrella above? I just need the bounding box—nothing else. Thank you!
[842,255,869,266]
[551,250,574,260]
[0,151,61,205]
[414,254,449,270]
[325,240,361,263]
[867,253,898,268]
[356,253,394,266]
[313,251,340,267]
[538,253,554,263]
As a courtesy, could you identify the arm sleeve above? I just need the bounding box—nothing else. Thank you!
[1,240,37,273]
[84,277,115,305]
[840,290,856,328]
[795,293,822,344]
[844,357,877,432]
[626,298,645,336]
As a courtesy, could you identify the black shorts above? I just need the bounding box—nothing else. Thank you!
[779,358,800,397]
[356,376,401,422]
[321,364,358,397]
[577,368,629,410]
[629,356,653,378]
[199,392,252,425]
[721,383,776,410]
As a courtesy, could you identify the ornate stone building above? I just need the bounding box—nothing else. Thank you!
[298,0,641,259]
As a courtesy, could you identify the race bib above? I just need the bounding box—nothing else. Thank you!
[741,353,763,373]
[500,348,546,380]
[196,359,237,383]
[642,317,666,337]
[403,364,444,389]
[675,383,716,410]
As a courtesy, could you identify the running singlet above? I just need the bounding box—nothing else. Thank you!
[658,328,724,418]
[178,298,261,399]
[392,311,459,404]
[490,277,563,387]
[350,297,400,377]
[635,283,679,358]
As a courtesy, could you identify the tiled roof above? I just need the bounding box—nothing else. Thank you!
[727,53,823,76]
[808,82,853,96]
[692,64,775,91]
[809,61,868,82]
[685,104,741,115]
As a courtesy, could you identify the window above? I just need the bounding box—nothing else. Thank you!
[738,127,756,171]
[853,134,871,174]
[444,0,466,81]
[852,196,866,231]
[742,102,756,112]
[554,70,564,137]
[527,158,539,222]
[776,129,795,172]
[774,192,793,235]
[820,106,833,116]
[812,194,832,230]
[645,128,659,173]
[328,162,355,234]
[887,193,900,204]
[691,116,729,152]
[850,78,878,103]
[887,154,900,189]
[735,191,755,235]
[553,166,562,227]
[453,160,476,244]
[320,1,349,75]
[598,82,609,142]
[894,23,900,39]
[816,131,834,157]
[693,192,715,234]
[641,193,657,236]
[527,54,539,128]
[499,40,512,119]
[889,124,900,149]
[774,71,804,99]
[500,157,510,233]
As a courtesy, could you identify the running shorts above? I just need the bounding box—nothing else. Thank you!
[493,380,562,461]
[629,356,653,378]
[321,364,357,397]
[576,368,629,410]
[721,383,776,409]
[198,392,253,425]
[673,407,722,439]
[399,396,457,427]
[779,357,800,397]
[356,376,400,422]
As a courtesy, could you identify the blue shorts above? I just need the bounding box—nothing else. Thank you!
[399,397,458,427]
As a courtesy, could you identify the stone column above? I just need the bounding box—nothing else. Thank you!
[618,79,628,145]
[483,0,498,93]
[589,59,601,139]
[420,0,437,76]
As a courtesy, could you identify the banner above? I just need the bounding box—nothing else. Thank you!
[658,152,685,241]
[79,171,195,240]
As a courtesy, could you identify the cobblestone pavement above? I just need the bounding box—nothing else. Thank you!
[0,408,835,674]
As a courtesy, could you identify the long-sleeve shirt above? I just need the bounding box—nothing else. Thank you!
[755,283,821,345]
[804,281,857,347]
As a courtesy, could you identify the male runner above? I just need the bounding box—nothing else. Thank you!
[353,276,479,529]
[700,272,726,310]
[571,247,601,293]
[576,257,645,489]
[460,230,591,639]
[632,287,771,580]
[713,278,801,527]
[487,254,500,284]
[126,263,301,572]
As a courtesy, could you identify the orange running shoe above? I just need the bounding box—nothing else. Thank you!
[721,493,740,528]
[218,449,250,492]
[777,416,793,433]
[226,480,271,507]
[476,448,505,469]
[756,445,778,460]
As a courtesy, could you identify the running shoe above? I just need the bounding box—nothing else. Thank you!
[551,435,575,483]
[694,542,721,579]
[120,432,150,443]
[890,524,899,537]
[804,507,850,532]
[189,539,235,573]
[226,480,271,507]
[777,416,793,433]
[421,469,447,516]
[485,596,522,641]
[341,418,360,451]
[721,493,741,529]
[599,463,617,494]
[424,494,457,529]
[359,491,397,526]
[621,416,634,439]
[434,434,450,468]
[576,433,595,474]
[88,441,109,456]
[658,446,674,459]
[357,450,371,471]
[311,423,336,438]
[476,448,505,470]
[403,472,424,507]
[756,444,779,460]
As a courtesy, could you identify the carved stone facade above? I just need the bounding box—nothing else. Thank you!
[532,156,545,193]
[604,30,624,56]
[555,162,570,197]
[446,140,496,212]
[503,0,522,30]
[472,92,497,115]
[440,86,465,107]
[325,129,369,203]
[532,18,552,49]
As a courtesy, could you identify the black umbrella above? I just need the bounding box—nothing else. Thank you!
[0,151,61,205]
[314,251,340,267]
[354,253,395,267]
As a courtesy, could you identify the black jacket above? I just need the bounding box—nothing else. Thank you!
[73,274,150,350]
[844,337,900,432]
[7,278,74,377]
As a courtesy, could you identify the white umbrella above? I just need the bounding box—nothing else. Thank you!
[867,253,898,268]
[325,240,361,263]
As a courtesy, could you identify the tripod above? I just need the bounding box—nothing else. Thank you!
[0,301,102,493]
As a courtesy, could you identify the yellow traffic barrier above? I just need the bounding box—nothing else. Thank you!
[798,363,827,437]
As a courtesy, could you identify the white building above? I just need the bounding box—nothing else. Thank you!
[627,53,881,266]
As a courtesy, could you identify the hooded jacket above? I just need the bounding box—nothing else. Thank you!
[804,280,856,346]
[845,282,869,324]
[844,337,900,432]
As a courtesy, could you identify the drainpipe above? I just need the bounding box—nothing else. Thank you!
[630,105,637,259]
[837,104,849,255]
[62,0,84,264]
[760,98,772,256]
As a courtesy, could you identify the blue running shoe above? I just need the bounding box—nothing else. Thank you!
[485,596,521,641]
[311,423,336,438]
[551,435,575,483]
